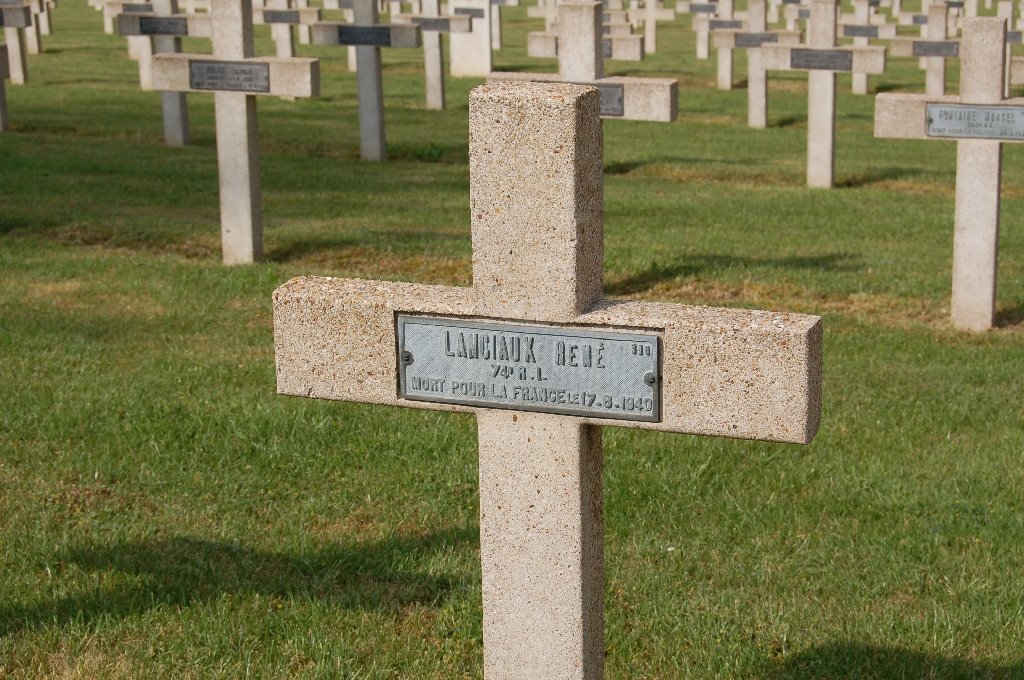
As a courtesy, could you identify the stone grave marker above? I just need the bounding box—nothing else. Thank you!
[392,0,471,109]
[891,3,957,95]
[150,0,320,264]
[687,0,723,59]
[635,0,676,54]
[0,3,30,84]
[116,0,208,146]
[528,14,646,62]
[273,80,823,680]
[449,0,491,76]
[876,18,1020,330]
[840,0,896,94]
[3,0,42,55]
[491,0,678,122]
[311,0,421,161]
[762,0,886,187]
[712,0,800,126]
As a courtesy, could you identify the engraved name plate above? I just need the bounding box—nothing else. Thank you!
[263,9,300,23]
[1007,31,1022,44]
[912,14,927,25]
[947,1,963,7]
[453,7,485,17]
[397,316,661,422]
[123,3,152,13]
[414,17,451,30]
[591,82,625,116]
[138,16,188,36]
[691,4,718,12]
[790,48,853,70]
[797,8,810,17]
[709,19,743,29]
[189,60,271,93]
[337,25,392,45]
[735,32,777,47]
[926,103,1024,141]
[912,40,958,57]
[842,24,878,38]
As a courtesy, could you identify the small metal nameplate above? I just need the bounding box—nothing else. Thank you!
[602,38,612,57]
[691,3,718,12]
[911,14,927,25]
[843,24,878,38]
[1007,31,1022,44]
[912,40,958,57]
[798,8,810,17]
[414,17,451,31]
[453,7,485,18]
[791,48,853,70]
[781,0,800,4]
[735,32,777,47]
[123,3,152,13]
[709,19,743,29]
[868,0,880,6]
[947,0,963,7]
[593,82,624,116]
[138,16,188,36]
[189,60,271,93]
[926,103,1024,141]
[337,25,392,45]
[397,316,661,422]
[263,9,300,23]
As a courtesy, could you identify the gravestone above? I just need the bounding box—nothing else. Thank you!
[528,19,645,62]
[638,0,676,53]
[762,0,886,187]
[0,2,31,84]
[840,0,896,94]
[678,0,719,59]
[712,0,800,126]
[876,18,1019,331]
[274,80,823,680]
[491,0,677,122]
[311,0,421,161]
[449,0,491,76]
[116,0,206,146]
[890,3,957,95]
[150,0,320,264]
[393,0,471,109]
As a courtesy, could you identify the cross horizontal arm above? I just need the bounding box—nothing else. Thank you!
[875,92,1024,140]
[889,37,960,58]
[393,13,472,32]
[117,13,212,38]
[0,6,31,27]
[712,29,800,49]
[273,277,822,444]
[151,54,320,97]
[254,7,321,25]
[311,22,421,47]
[488,71,679,121]
[761,44,886,73]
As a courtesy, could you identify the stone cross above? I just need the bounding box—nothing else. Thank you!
[448,0,491,77]
[255,1,320,58]
[4,0,42,54]
[311,0,421,161]
[527,12,645,62]
[712,0,800,126]
[638,0,676,54]
[392,0,471,110]
[491,0,678,122]
[762,0,886,187]
[840,0,896,94]
[150,0,320,264]
[116,0,207,146]
[876,18,1019,331]
[0,2,31,84]
[273,81,823,680]
[891,3,957,95]
[0,43,8,131]
[678,0,720,59]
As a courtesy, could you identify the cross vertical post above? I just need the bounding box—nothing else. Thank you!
[807,0,837,188]
[1,3,30,84]
[154,0,190,146]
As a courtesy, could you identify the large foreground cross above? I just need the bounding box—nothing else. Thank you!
[150,0,319,264]
[273,81,822,679]
[876,18,1019,331]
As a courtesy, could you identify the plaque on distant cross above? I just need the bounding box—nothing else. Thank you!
[791,48,853,70]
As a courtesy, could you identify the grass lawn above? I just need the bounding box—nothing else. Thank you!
[1,0,1023,677]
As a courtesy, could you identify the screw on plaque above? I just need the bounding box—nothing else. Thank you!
[401,350,414,366]
[644,372,657,386]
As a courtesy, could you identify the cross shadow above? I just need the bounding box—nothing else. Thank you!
[606,252,862,296]
[0,529,475,638]
[996,304,1024,329]
[763,642,1024,679]
[772,115,805,128]
[835,166,926,188]
[604,156,760,175]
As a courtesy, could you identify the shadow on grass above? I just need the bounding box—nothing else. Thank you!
[835,166,925,189]
[996,304,1024,329]
[604,156,756,175]
[763,642,1023,679]
[0,529,475,637]
[772,116,805,128]
[607,252,862,296]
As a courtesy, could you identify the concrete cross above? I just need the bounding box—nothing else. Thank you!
[876,18,1019,331]
[491,0,678,122]
[392,0,472,110]
[116,0,206,146]
[761,0,886,187]
[0,2,31,84]
[150,0,320,264]
[311,0,421,161]
[840,0,896,94]
[637,0,676,54]
[712,0,800,126]
[527,10,646,63]
[697,0,738,89]
[1,0,42,54]
[448,0,491,77]
[273,80,823,680]
[678,0,720,59]
[891,3,957,95]
[255,0,320,58]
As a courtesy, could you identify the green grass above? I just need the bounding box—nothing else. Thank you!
[1,0,1023,677]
